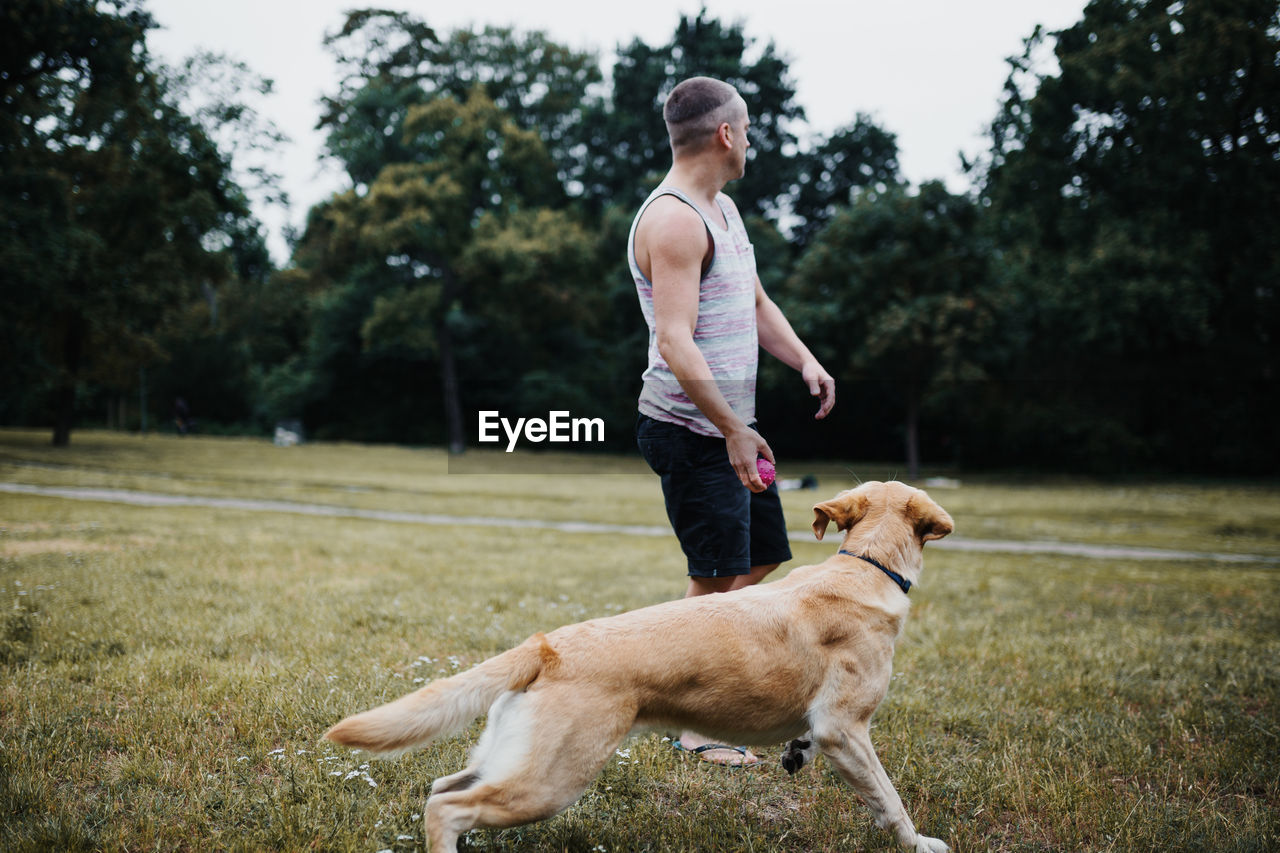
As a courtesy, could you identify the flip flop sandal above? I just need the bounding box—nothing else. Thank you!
[672,739,757,766]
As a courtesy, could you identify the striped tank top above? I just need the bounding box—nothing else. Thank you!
[628,186,758,437]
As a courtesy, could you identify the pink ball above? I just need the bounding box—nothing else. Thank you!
[756,458,776,486]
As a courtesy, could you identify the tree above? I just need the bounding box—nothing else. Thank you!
[291,12,611,450]
[0,0,255,445]
[977,0,1280,471]
[297,88,595,452]
[319,10,599,189]
[316,8,440,185]
[788,116,902,247]
[416,26,603,190]
[143,52,290,432]
[164,50,290,216]
[786,183,995,476]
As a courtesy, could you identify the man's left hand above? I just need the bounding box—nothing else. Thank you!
[803,362,836,420]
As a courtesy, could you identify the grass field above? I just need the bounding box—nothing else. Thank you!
[2,428,1278,851]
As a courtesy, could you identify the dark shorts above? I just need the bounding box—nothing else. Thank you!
[636,414,793,578]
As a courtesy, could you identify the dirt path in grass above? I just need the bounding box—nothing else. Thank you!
[3,481,1277,565]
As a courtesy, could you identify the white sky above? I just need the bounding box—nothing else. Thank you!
[143,0,1088,262]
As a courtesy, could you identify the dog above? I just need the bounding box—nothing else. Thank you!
[324,480,955,852]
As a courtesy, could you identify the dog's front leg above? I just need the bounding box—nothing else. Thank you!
[814,722,949,853]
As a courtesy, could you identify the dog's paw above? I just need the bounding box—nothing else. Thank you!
[780,738,812,775]
[913,835,949,853]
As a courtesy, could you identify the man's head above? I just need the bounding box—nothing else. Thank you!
[663,76,749,160]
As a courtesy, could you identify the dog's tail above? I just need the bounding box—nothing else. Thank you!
[323,632,556,755]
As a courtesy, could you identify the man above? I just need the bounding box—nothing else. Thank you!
[630,76,836,764]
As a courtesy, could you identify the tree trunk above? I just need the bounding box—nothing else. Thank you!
[904,393,921,480]
[437,268,466,455]
[51,314,85,447]
[52,386,75,447]
[439,319,465,455]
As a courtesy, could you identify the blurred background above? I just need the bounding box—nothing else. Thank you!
[2,0,1276,475]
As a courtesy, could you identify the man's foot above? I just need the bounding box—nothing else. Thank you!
[673,732,760,766]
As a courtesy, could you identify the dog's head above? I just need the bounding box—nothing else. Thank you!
[811,481,954,545]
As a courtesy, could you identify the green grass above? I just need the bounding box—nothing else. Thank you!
[1,429,1277,851]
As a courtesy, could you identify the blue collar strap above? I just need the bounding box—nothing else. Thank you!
[839,550,912,595]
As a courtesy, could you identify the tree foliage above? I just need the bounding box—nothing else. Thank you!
[7,2,1275,473]
[977,0,1280,470]
[0,0,258,445]
[786,183,995,475]
[789,117,903,247]
[289,83,599,449]
[319,11,599,188]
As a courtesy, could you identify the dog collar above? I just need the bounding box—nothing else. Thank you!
[839,550,912,595]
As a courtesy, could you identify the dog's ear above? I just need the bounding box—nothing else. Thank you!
[908,491,954,542]
[812,491,870,540]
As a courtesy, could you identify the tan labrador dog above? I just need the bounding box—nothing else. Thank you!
[325,480,954,852]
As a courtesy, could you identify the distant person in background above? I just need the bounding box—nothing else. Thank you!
[630,76,836,765]
[174,397,192,436]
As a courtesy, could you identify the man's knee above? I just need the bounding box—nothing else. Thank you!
[686,575,739,597]
[729,563,778,590]
[752,562,780,579]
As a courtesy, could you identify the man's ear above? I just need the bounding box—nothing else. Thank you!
[716,121,733,150]
[812,491,870,540]
[907,492,954,542]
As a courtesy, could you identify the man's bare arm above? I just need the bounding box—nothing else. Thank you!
[755,279,835,419]
[641,199,773,491]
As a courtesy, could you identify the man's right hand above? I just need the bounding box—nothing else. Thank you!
[725,424,773,493]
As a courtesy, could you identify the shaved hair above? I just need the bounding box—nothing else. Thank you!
[663,76,744,153]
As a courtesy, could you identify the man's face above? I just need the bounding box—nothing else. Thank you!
[729,100,751,178]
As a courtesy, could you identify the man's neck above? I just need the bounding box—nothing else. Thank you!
[663,159,731,209]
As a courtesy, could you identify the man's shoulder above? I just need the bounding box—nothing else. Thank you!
[638,194,707,241]
[634,193,713,274]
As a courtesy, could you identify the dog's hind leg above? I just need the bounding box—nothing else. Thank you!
[429,768,479,795]
[423,688,633,851]
[813,718,949,853]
